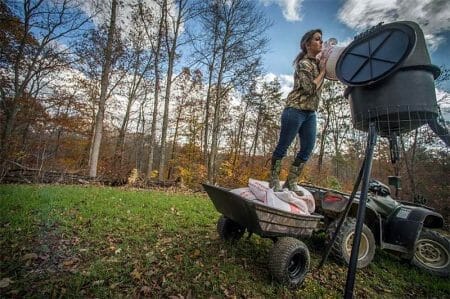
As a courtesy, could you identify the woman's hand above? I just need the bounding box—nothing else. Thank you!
[318,49,330,72]
[314,55,328,89]
[319,56,327,72]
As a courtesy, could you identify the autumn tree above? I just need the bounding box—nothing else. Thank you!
[112,4,155,173]
[193,0,270,183]
[86,0,119,177]
[248,78,283,159]
[0,0,91,170]
[158,0,194,181]
[166,67,204,180]
[138,0,166,180]
[317,80,350,177]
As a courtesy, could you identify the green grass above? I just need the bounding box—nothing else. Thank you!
[1,184,449,298]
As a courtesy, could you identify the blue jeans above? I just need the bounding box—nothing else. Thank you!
[272,107,317,161]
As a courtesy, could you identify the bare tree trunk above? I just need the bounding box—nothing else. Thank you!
[143,5,165,180]
[88,0,117,177]
[203,28,220,168]
[201,2,222,168]
[208,92,221,183]
[208,48,228,182]
[113,51,151,171]
[135,99,146,174]
[318,113,330,173]
[401,129,419,199]
[159,0,186,181]
[233,101,249,167]
[168,107,182,180]
[251,106,262,159]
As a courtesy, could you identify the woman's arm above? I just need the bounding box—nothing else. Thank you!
[297,58,326,95]
[313,56,327,89]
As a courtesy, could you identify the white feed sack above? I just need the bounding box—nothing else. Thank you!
[230,187,259,202]
[229,178,315,216]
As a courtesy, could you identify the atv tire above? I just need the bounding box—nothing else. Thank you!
[327,217,376,268]
[269,237,310,288]
[412,228,450,277]
[217,215,245,241]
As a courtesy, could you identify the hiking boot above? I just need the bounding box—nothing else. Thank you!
[282,162,305,194]
[269,158,282,191]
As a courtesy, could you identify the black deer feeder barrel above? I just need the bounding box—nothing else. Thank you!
[336,21,441,136]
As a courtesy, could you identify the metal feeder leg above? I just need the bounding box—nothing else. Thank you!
[344,123,377,299]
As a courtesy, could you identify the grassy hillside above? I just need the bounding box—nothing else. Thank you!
[1,185,448,298]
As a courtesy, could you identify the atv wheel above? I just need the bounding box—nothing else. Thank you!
[412,229,450,277]
[327,217,376,268]
[269,237,310,288]
[217,216,245,241]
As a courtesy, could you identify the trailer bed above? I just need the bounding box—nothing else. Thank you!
[203,183,323,238]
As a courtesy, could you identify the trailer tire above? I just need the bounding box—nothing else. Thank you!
[269,237,309,288]
[217,216,245,241]
[412,228,450,277]
[327,217,376,268]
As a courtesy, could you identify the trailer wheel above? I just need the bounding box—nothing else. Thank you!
[327,217,376,268]
[217,216,245,241]
[269,237,310,288]
[412,228,450,277]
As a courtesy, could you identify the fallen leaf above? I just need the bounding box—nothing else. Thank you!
[193,273,202,282]
[141,286,152,296]
[92,280,104,286]
[131,268,142,281]
[22,253,38,261]
[63,258,80,270]
[0,278,13,288]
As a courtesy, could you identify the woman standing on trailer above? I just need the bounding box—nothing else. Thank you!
[270,29,327,191]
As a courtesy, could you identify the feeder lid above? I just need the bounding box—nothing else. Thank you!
[336,23,415,86]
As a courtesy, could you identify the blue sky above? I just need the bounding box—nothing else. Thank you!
[257,0,450,92]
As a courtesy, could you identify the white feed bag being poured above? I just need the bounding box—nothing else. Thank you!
[318,38,345,81]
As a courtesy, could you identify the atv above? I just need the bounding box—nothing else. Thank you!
[308,179,450,277]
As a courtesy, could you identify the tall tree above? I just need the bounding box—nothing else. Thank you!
[247,79,282,159]
[167,67,202,179]
[139,0,166,180]
[317,80,349,177]
[88,0,118,177]
[158,0,192,181]
[258,78,283,157]
[194,0,270,182]
[113,5,154,172]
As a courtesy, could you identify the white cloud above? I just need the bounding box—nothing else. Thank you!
[336,37,353,48]
[338,0,450,51]
[263,72,293,98]
[260,0,305,22]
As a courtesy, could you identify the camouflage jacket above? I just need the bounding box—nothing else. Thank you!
[285,57,322,111]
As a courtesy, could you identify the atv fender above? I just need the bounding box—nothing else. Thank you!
[384,206,444,256]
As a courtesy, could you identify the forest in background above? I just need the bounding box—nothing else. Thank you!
[1,0,449,224]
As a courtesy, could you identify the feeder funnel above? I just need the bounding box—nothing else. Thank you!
[330,21,441,136]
